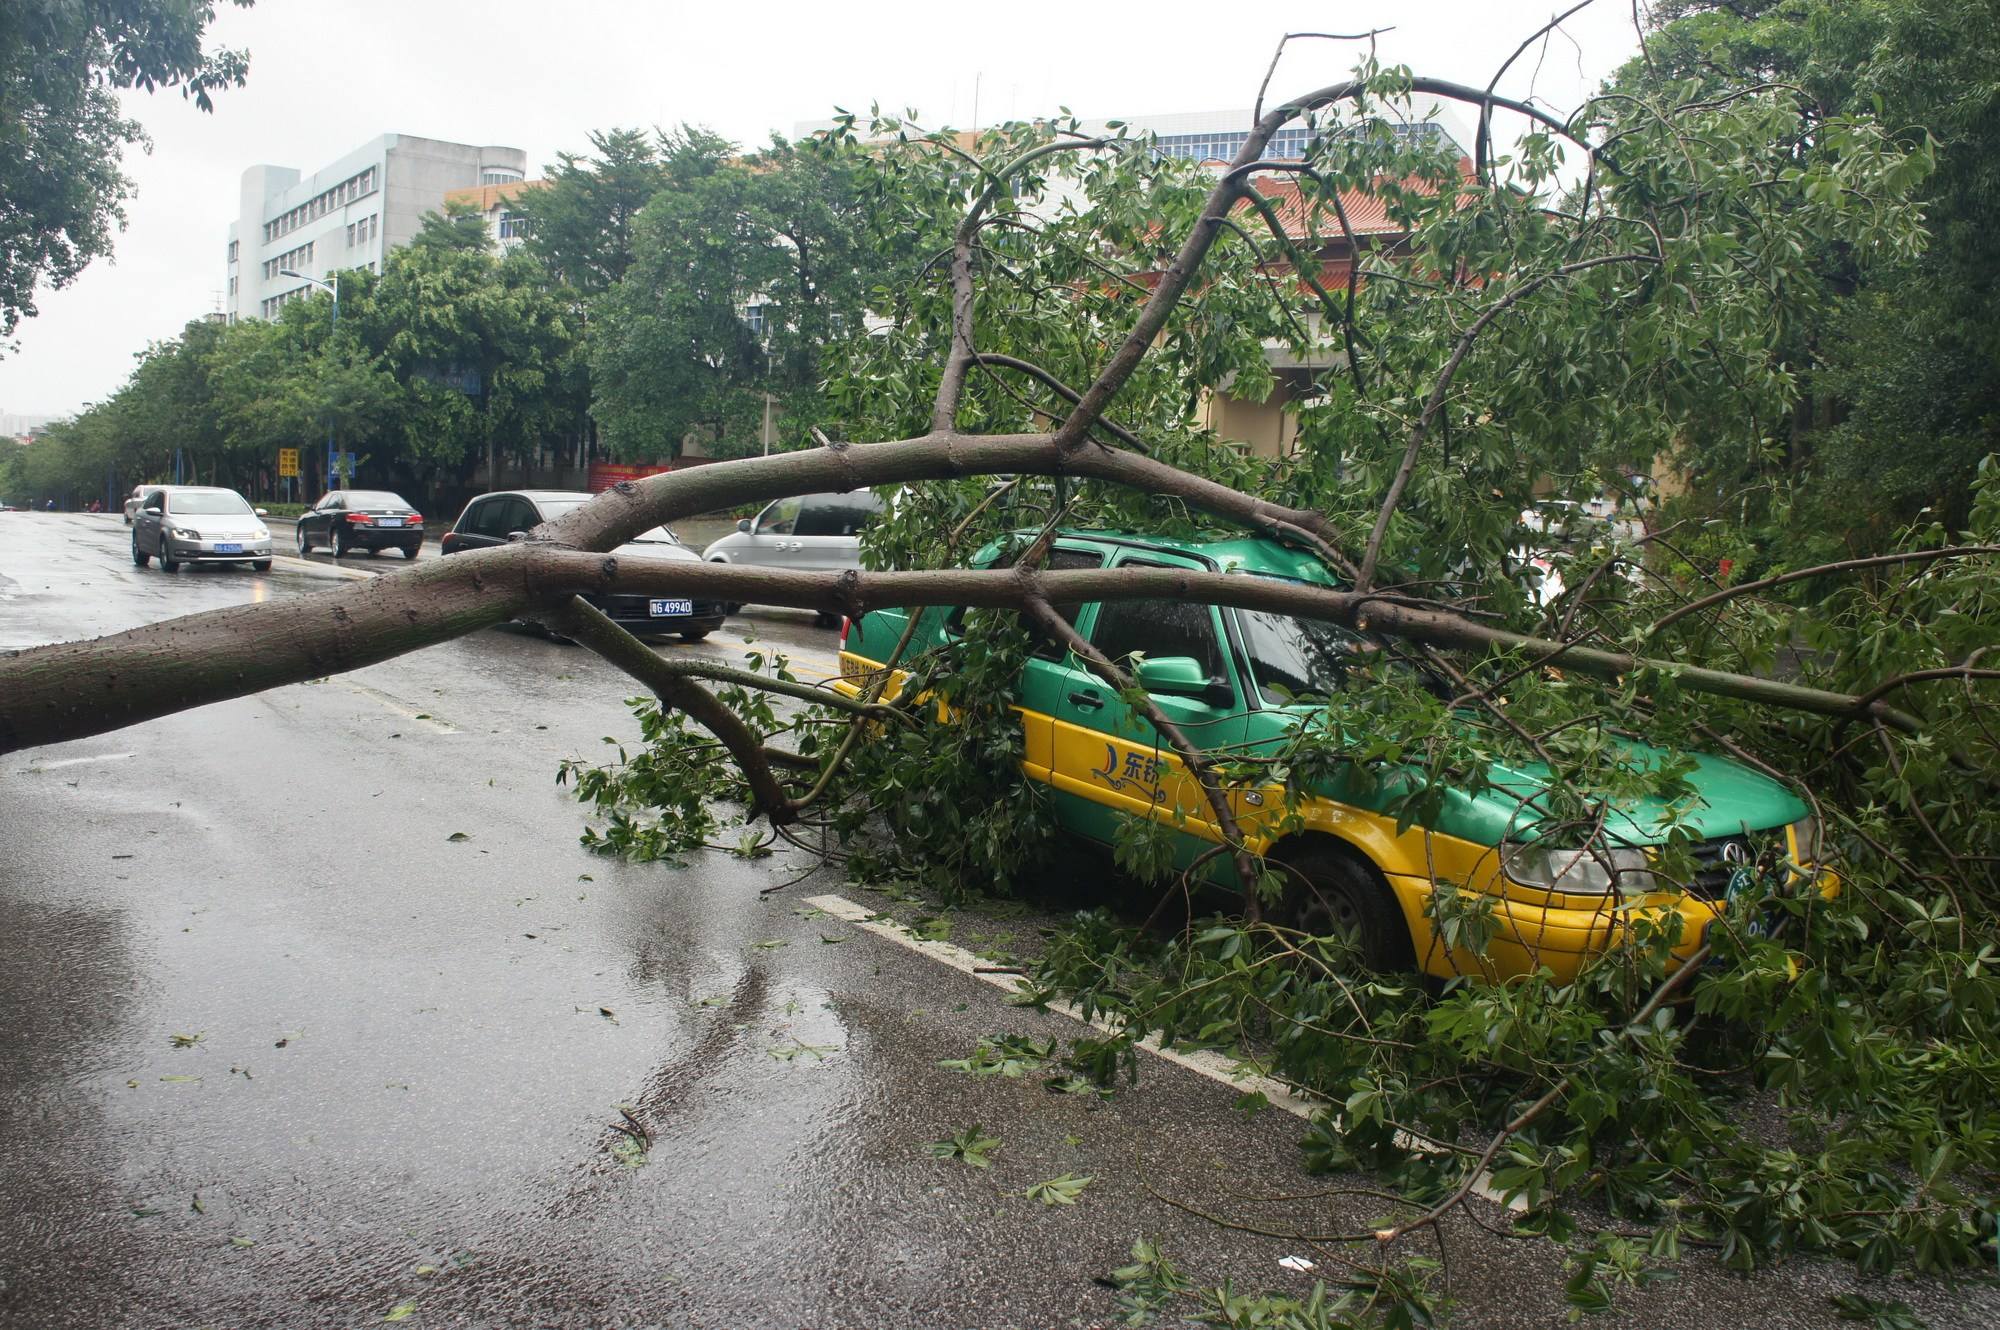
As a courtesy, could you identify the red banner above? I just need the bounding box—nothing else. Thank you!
[586,460,696,492]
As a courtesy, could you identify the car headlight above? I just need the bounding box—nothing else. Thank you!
[1787,815,1822,865]
[171,526,201,540]
[253,528,270,540]
[1501,840,1656,895]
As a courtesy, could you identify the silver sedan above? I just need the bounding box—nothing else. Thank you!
[130,486,275,571]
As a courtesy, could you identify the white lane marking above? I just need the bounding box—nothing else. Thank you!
[16,752,135,772]
[331,679,460,733]
[803,891,1519,1210]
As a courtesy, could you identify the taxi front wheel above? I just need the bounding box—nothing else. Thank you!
[1271,842,1413,973]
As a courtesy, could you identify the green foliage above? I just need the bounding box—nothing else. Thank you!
[557,650,805,862]
[833,611,1064,903]
[0,1,251,340]
[1614,0,2000,545]
[938,1035,1056,1079]
[587,131,887,459]
[1106,1239,1445,1329]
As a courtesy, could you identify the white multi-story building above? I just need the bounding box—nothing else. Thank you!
[224,135,527,322]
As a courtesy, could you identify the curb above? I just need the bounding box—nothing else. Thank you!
[271,554,374,581]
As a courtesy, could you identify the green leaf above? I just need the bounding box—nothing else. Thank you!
[927,1125,1001,1168]
[1024,1173,1093,1206]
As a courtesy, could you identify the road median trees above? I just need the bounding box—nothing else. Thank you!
[5,23,1999,1309]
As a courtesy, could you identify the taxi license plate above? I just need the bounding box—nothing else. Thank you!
[215,543,242,553]
[649,599,693,617]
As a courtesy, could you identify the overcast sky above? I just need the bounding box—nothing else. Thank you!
[0,0,1644,420]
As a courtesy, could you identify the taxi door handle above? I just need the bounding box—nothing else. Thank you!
[1068,689,1104,710]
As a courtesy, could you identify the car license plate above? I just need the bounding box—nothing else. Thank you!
[649,598,693,617]
[215,543,242,553]
[378,517,402,526]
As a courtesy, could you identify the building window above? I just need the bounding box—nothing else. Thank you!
[261,240,315,282]
[1146,123,1413,164]
[226,240,238,264]
[481,169,522,185]
[264,166,380,243]
[743,304,768,336]
[228,276,238,298]
[497,212,528,239]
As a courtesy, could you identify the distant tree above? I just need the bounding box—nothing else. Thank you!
[588,135,883,459]
[515,127,709,295]
[1612,0,1999,544]
[0,0,252,341]
[363,211,585,489]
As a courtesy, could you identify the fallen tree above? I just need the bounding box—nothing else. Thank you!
[7,13,1999,1319]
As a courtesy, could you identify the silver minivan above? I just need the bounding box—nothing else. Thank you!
[700,490,885,622]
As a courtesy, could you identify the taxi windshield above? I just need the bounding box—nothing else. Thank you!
[1233,607,1383,704]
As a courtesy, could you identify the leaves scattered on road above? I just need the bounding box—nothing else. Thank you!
[938,1035,1054,1079]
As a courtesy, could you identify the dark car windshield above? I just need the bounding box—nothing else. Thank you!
[167,491,253,516]
[344,490,413,511]
[1234,608,1384,703]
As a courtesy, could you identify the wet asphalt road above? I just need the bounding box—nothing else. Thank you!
[3,514,1997,1330]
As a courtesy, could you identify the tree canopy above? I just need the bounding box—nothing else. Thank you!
[0,0,252,341]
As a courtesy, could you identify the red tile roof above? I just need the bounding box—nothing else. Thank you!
[1239,158,1475,242]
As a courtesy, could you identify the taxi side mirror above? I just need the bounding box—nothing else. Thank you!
[1134,655,1229,706]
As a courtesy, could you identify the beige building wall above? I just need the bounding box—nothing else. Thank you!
[1199,383,1300,459]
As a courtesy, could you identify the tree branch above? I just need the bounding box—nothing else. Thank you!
[1050,76,1594,458]
[1648,545,2000,634]
[932,137,1113,432]
[545,597,798,824]
[1356,252,1664,590]
[3,555,1940,754]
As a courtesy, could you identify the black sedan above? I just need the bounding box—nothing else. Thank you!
[296,490,424,558]
[440,489,725,641]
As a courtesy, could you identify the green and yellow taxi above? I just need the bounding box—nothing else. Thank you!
[836,531,1832,982]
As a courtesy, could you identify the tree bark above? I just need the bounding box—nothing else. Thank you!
[0,548,1923,755]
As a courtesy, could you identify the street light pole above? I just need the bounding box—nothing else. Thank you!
[279,269,340,491]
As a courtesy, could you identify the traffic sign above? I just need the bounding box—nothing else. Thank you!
[333,451,356,479]
[277,448,299,478]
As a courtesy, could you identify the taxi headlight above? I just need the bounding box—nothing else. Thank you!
[1787,815,1822,865]
[1501,840,1656,895]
